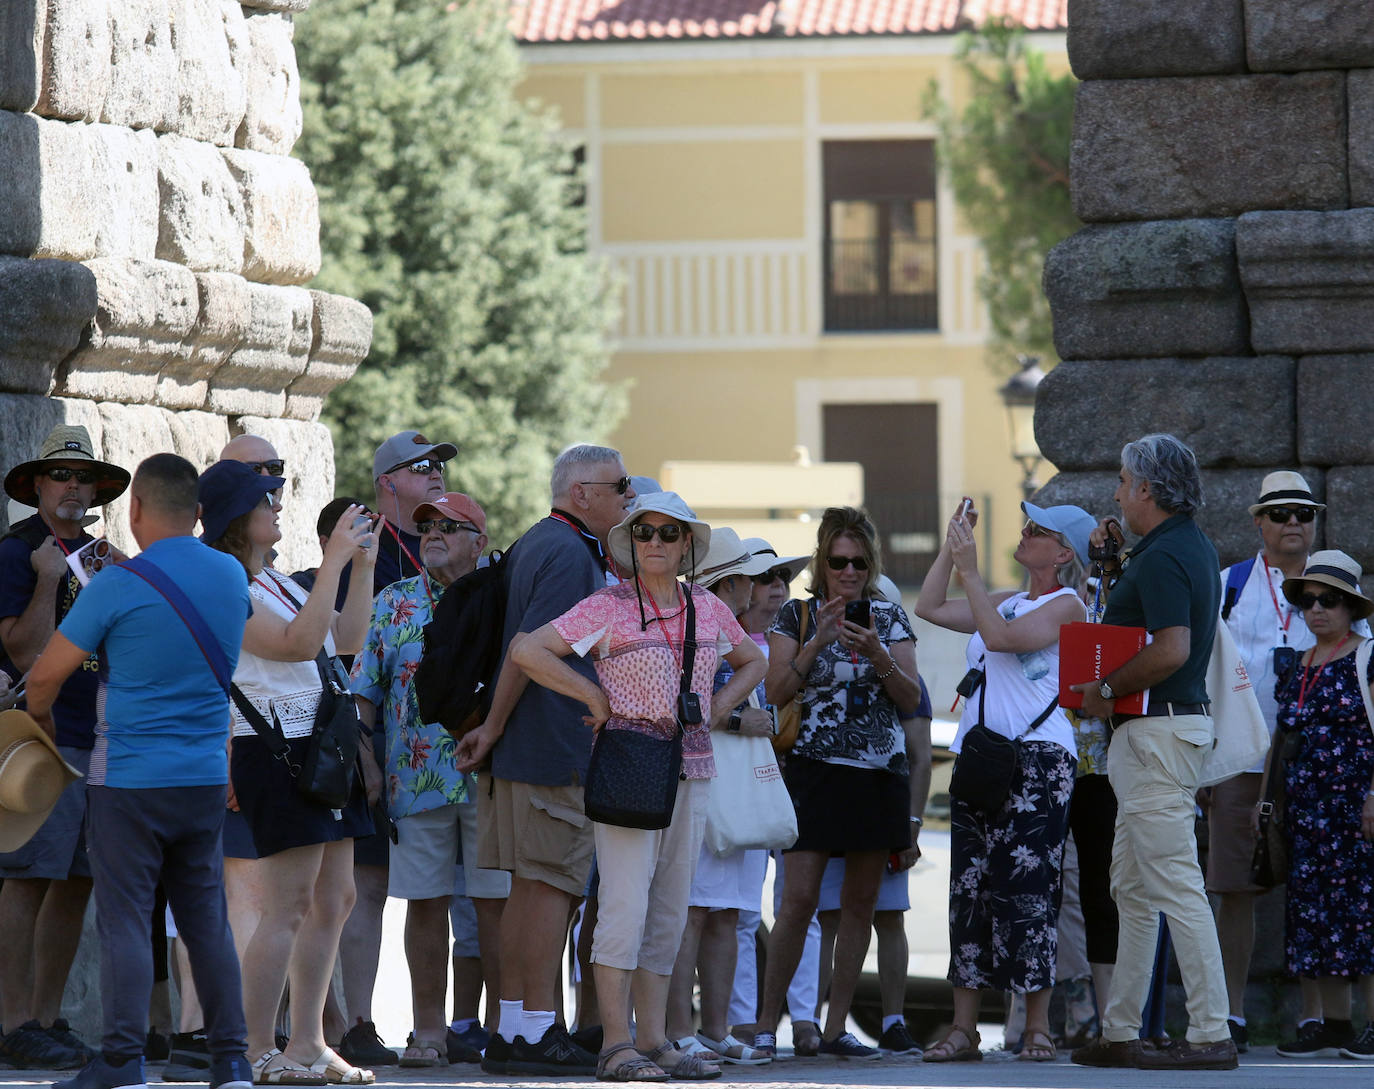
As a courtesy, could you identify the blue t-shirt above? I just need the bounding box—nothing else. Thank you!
[60,536,251,789]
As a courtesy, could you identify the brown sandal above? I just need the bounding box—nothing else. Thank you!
[922,1026,982,1063]
[1018,1030,1058,1062]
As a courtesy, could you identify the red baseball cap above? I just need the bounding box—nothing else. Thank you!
[411,492,486,534]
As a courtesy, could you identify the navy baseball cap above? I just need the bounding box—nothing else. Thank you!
[198,460,285,545]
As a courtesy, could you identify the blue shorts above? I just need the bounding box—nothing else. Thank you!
[816,854,910,913]
[0,746,91,880]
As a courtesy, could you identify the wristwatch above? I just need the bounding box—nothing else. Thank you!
[1098,680,1116,701]
[727,711,742,733]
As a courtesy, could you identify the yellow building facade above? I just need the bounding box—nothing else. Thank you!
[516,27,1069,588]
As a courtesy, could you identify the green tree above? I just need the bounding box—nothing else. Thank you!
[295,0,623,545]
[922,20,1078,370]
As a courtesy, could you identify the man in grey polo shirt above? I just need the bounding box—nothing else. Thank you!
[457,444,634,1075]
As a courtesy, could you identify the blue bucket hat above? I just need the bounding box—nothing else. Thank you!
[198,460,285,545]
[1021,500,1097,565]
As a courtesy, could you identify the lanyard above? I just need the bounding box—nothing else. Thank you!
[1297,633,1350,711]
[254,571,302,615]
[642,578,686,672]
[382,519,424,579]
[1263,562,1294,642]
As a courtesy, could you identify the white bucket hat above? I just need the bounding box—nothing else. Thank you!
[739,537,811,577]
[695,528,778,588]
[0,710,82,853]
[608,492,712,575]
[1248,470,1324,516]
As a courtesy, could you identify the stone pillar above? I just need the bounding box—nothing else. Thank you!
[1038,0,1374,573]
[0,0,371,572]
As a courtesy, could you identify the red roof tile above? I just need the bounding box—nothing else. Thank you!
[513,0,1066,42]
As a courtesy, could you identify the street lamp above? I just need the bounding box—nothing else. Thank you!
[999,354,1047,500]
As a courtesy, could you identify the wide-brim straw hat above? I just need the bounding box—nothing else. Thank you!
[1281,549,1374,619]
[608,492,711,576]
[695,527,777,587]
[0,709,81,853]
[4,425,130,508]
[1248,470,1324,516]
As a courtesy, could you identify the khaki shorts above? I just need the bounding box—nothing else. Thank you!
[476,774,595,898]
[1204,771,1264,894]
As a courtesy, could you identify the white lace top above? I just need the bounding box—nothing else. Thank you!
[230,569,336,740]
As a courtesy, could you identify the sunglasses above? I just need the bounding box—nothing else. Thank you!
[826,555,869,572]
[1264,506,1316,525]
[581,476,632,495]
[401,458,445,475]
[1022,520,1056,538]
[45,468,97,485]
[1295,589,1348,611]
[752,567,793,586]
[630,522,684,544]
[245,459,285,476]
[417,518,478,536]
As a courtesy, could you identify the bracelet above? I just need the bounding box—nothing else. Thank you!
[875,660,897,681]
[789,658,806,682]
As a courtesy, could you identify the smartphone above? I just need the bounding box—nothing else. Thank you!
[958,496,973,521]
[844,599,871,629]
[351,514,371,533]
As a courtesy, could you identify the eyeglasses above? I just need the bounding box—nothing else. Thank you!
[581,477,631,495]
[826,555,869,572]
[1264,506,1316,525]
[752,567,793,586]
[1295,589,1347,611]
[244,459,285,477]
[45,468,97,485]
[630,522,684,544]
[401,458,445,476]
[417,519,479,536]
[1022,520,1056,538]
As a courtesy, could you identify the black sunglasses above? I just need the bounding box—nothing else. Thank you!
[417,518,478,536]
[45,467,97,485]
[826,555,869,572]
[401,458,445,475]
[581,476,631,495]
[1295,589,1348,611]
[245,459,285,476]
[751,567,792,586]
[1265,506,1316,525]
[630,522,684,544]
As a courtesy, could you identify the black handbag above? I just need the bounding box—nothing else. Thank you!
[584,589,695,830]
[948,661,1058,814]
[1250,726,1301,888]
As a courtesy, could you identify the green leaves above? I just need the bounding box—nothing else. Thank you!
[296,0,624,542]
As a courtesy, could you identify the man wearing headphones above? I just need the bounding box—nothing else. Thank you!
[370,432,458,594]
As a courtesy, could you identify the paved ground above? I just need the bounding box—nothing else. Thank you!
[5,1048,1374,1089]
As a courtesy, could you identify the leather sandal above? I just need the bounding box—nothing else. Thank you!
[252,1049,327,1085]
[1018,1030,1058,1063]
[646,1042,722,1080]
[596,1042,668,1082]
[305,1048,376,1083]
[922,1026,982,1063]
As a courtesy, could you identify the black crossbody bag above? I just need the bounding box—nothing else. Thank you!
[583,588,696,830]
[949,659,1058,814]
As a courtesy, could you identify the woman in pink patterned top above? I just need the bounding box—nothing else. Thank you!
[514,493,766,1081]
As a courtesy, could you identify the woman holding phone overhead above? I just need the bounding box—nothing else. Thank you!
[751,506,920,1059]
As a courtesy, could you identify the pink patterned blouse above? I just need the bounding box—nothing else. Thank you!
[551,581,748,780]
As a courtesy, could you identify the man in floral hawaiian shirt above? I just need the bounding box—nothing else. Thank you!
[350,492,510,1065]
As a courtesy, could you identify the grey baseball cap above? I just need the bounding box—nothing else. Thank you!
[372,431,458,479]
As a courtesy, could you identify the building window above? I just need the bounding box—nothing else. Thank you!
[823,141,937,333]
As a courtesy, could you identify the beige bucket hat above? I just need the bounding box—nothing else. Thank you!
[0,710,82,853]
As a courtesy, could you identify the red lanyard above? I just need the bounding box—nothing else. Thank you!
[1263,562,1294,641]
[642,578,686,671]
[383,519,424,579]
[1297,633,1350,711]
[254,571,301,614]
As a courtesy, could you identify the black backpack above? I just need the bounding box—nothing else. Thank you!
[414,539,519,738]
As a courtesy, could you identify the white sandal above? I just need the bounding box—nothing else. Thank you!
[694,1033,772,1065]
[674,1037,721,1060]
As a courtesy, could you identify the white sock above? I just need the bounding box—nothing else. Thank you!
[882,1015,904,1032]
[523,1010,556,1043]
[1228,1016,1246,1027]
[451,1017,478,1034]
[498,1001,524,1042]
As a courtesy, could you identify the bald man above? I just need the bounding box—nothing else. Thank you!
[218,436,284,481]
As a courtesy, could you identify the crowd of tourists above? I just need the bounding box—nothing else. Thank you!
[0,423,1371,1087]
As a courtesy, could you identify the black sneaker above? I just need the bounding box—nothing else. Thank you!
[877,1022,922,1057]
[162,1030,210,1082]
[337,1021,396,1068]
[570,1025,603,1055]
[1227,1019,1248,1055]
[445,1028,481,1064]
[5,1019,86,1070]
[507,1025,597,1075]
[480,1034,512,1075]
[49,1020,97,1063]
[1341,1022,1374,1060]
[1277,1019,1354,1058]
[145,1031,171,1064]
[818,1032,881,1059]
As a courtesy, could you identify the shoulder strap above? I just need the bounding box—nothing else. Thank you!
[680,585,697,697]
[229,684,291,758]
[798,598,811,644]
[976,662,1058,741]
[120,557,231,697]
[1221,556,1256,621]
[1357,638,1374,742]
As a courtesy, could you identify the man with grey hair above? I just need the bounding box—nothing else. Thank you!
[456,444,633,1075]
[1069,433,1235,1071]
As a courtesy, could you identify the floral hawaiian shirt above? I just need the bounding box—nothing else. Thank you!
[350,573,469,818]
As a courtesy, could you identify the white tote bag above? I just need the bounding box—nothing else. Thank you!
[1199,618,1273,787]
[703,704,798,855]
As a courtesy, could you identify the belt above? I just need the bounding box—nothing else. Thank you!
[1109,702,1209,730]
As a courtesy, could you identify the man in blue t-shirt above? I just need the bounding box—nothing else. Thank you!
[0,424,129,1069]
[26,454,253,1089]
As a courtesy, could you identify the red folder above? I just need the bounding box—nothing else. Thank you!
[1059,622,1149,715]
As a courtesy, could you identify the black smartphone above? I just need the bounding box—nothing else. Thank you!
[844,600,871,628]
[846,682,871,717]
[677,691,703,725]
[955,666,985,699]
[1273,645,1298,678]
